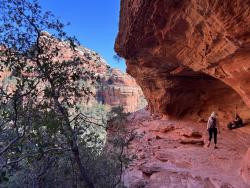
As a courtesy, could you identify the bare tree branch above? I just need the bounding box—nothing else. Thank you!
[0,135,22,155]
[3,147,71,167]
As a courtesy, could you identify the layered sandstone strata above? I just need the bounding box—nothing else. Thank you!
[115,0,250,118]
[97,68,146,112]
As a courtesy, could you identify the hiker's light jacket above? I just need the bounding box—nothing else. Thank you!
[207,116,220,130]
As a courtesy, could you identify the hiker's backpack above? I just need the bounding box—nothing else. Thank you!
[210,117,216,128]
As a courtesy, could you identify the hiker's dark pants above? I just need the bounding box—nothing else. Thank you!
[208,128,217,144]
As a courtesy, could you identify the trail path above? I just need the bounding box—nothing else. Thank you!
[124,109,250,188]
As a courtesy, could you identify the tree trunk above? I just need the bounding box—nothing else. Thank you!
[71,146,95,188]
[54,97,94,188]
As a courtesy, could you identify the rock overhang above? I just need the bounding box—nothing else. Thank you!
[115,0,250,119]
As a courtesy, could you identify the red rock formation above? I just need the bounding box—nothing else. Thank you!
[47,35,146,112]
[115,0,250,119]
[98,68,146,112]
[0,34,145,112]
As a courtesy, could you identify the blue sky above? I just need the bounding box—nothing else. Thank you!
[40,0,126,72]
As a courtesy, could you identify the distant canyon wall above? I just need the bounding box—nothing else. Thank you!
[97,68,146,112]
[0,34,146,112]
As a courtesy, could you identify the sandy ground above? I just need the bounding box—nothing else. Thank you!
[123,109,250,188]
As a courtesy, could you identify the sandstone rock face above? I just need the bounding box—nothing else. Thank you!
[115,0,250,118]
[97,68,146,112]
[73,45,146,112]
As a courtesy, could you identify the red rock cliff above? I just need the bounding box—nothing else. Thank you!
[115,0,250,118]
[0,34,145,112]
[98,68,146,112]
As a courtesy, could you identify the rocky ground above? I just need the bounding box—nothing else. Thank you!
[123,109,250,188]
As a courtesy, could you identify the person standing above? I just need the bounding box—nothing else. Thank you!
[207,112,220,149]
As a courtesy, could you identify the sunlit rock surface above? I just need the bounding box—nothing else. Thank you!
[0,35,146,112]
[97,68,146,112]
[75,46,146,112]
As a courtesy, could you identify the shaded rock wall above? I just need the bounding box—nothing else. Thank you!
[115,0,250,118]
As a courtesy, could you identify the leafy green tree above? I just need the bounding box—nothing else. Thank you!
[0,0,103,187]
